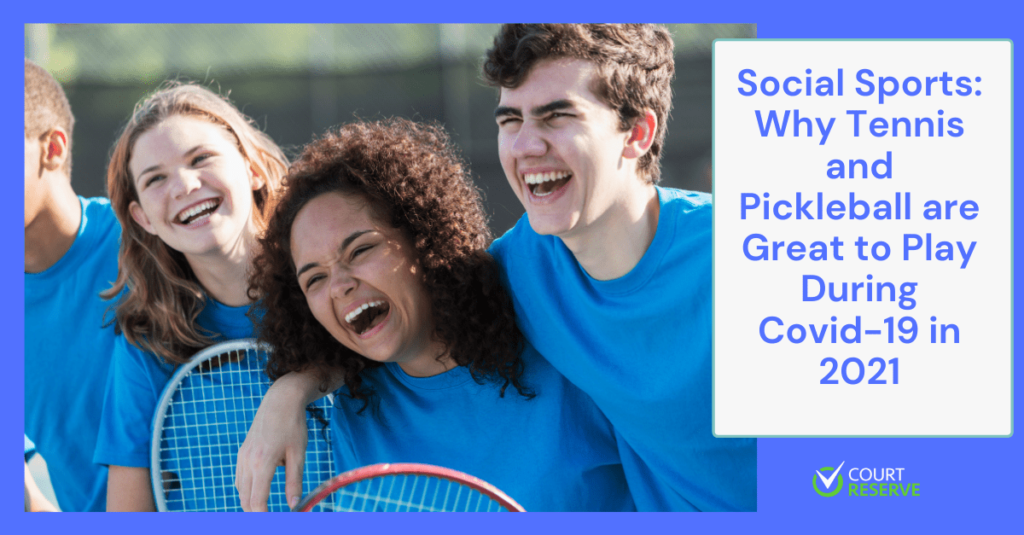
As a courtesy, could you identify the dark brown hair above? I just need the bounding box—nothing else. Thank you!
[102,82,287,364]
[24,59,75,174]
[250,118,529,409]
[483,24,675,184]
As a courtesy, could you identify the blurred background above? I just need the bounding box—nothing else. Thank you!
[25,23,754,236]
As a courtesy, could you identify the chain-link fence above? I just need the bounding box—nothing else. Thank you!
[26,23,755,235]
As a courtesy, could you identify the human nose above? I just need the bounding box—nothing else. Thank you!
[511,121,547,159]
[329,264,357,300]
[169,167,203,199]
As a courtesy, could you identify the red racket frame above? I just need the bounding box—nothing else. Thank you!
[293,463,526,512]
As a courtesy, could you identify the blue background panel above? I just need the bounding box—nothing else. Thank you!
[8,1,1020,532]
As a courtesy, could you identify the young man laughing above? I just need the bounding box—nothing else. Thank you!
[485,24,755,512]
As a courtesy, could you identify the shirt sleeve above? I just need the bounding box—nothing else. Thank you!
[93,335,170,468]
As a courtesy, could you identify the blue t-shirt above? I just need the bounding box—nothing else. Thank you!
[490,187,756,511]
[94,298,256,468]
[24,196,120,512]
[329,344,635,512]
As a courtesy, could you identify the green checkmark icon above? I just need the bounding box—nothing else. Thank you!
[814,467,844,497]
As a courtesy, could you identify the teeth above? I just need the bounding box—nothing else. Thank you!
[523,172,571,185]
[345,300,385,324]
[178,200,219,223]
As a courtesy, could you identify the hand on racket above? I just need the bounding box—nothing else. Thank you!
[236,370,328,511]
[294,463,526,512]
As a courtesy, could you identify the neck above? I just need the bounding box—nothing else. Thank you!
[397,340,456,378]
[562,183,660,281]
[24,181,81,274]
[185,232,256,307]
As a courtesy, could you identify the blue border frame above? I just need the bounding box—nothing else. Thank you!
[8,2,1022,533]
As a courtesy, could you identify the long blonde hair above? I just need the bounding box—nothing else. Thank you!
[102,82,287,364]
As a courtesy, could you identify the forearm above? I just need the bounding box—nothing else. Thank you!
[25,463,58,512]
[272,367,344,406]
[106,465,156,512]
[235,367,342,511]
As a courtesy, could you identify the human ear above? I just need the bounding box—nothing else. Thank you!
[622,110,657,160]
[129,200,157,235]
[249,164,265,191]
[40,128,69,172]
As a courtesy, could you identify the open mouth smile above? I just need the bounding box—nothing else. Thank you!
[345,300,392,337]
[176,198,222,226]
[524,172,572,198]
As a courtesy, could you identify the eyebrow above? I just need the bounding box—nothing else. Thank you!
[494,99,575,119]
[494,105,521,119]
[295,229,373,278]
[135,145,206,184]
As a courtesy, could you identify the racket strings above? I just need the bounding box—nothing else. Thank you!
[156,344,335,512]
[319,475,506,512]
[161,351,248,511]
[196,350,246,372]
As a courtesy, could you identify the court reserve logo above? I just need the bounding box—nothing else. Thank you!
[813,461,921,497]
[813,461,845,497]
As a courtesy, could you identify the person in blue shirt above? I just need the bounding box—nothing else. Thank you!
[237,25,755,512]
[481,24,754,511]
[24,59,121,512]
[93,82,288,511]
[236,119,633,512]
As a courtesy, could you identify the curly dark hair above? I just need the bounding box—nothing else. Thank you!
[249,118,531,412]
[483,24,675,185]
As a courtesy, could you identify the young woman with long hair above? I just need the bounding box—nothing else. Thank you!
[94,83,287,511]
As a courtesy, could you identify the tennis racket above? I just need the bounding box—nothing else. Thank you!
[151,338,336,512]
[293,463,526,512]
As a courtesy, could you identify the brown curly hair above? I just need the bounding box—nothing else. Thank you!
[250,118,530,411]
[483,24,675,184]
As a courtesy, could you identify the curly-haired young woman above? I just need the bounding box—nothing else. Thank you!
[238,119,633,512]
